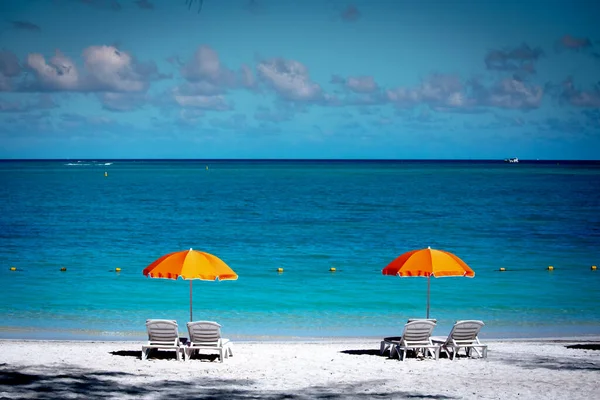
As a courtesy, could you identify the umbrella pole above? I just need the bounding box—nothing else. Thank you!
[190,280,193,321]
[426,275,430,319]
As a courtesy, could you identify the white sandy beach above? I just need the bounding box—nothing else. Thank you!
[1,338,599,399]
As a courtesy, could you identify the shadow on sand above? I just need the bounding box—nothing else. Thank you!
[566,344,600,351]
[0,362,458,399]
[110,349,220,362]
[339,349,382,356]
[506,355,600,372]
[340,348,446,360]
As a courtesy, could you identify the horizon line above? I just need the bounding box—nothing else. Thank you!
[1,158,599,162]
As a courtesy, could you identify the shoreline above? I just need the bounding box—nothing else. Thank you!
[2,326,600,343]
[1,337,599,399]
[3,334,600,344]
[2,320,600,342]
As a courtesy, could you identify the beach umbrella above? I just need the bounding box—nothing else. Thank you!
[382,246,474,319]
[143,248,238,321]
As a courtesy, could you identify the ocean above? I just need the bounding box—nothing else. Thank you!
[1,160,599,340]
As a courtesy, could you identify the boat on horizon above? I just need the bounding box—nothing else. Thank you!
[504,157,519,163]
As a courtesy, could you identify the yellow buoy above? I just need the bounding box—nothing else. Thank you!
[115,267,121,272]
[104,171,108,177]
[592,265,597,271]
[10,267,16,271]
[276,267,284,273]
[499,267,506,272]
[547,266,554,271]
[329,267,336,272]
[60,267,67,272]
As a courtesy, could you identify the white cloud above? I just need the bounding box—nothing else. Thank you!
[345,76,379,93]
[26,51,80,90]
[83,46,147,92]
[21,46,162,93]
[181,45,235,86]
[386,74,542,112]
[559,78,600,108]
[485,78,544,109]
[257,58,323,102]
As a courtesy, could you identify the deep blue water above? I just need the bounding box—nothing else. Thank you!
[1,160,599,340]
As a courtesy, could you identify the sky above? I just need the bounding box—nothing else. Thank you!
[0,0,599,159]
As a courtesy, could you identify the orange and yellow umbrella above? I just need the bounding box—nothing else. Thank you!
[382,246,474,318]
[143,248,238,321]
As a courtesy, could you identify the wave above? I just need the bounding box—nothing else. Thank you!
[64,161,114,166]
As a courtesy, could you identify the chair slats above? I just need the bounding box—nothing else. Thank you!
[185,321,233,362]
[433,320,487,360]
[142,319,183,361]
[394,320,439,361]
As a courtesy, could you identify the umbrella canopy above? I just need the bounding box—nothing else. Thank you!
[143,248,238,321]
[382,246,474,318]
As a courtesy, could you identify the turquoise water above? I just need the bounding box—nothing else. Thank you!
[1,160,599,340]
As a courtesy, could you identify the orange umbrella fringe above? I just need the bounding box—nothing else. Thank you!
[143,249,238,281]
[143,271,239,280]
[382,247,474,278]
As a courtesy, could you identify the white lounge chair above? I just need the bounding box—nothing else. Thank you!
[380,319,437,356]
[142,319,184,361]
[387,320,439,360]
[431,320,488,360]
[184,321,233,362]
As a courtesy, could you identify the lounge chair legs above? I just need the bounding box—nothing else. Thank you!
[443,345,487,360]
[380,341,387,355]
[141,346,183,361]
[219,344,233,362]
[185,344,233,362]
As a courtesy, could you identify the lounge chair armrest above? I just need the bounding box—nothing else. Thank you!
[430,336,447,344]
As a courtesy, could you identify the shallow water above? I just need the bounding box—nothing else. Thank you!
[1,160,599,339]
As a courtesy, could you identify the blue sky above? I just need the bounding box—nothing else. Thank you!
[0,0,599,159]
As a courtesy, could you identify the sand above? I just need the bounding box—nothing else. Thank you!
[1,338,599,399]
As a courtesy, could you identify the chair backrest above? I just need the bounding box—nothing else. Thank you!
[402,320,436,342]
[447,320,484,343]
[187,321,222,344]
[407,318,437,324]
[146,319,179,344]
